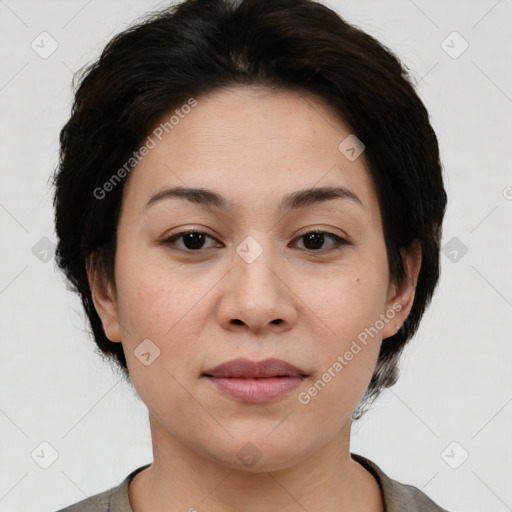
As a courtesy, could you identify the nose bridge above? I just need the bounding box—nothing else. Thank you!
[233,233,281,293]
[219,230,295,327]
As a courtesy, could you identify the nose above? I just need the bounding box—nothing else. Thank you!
[216,237,298,333]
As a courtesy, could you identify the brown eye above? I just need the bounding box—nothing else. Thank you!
[293,231,349,252]
[162,230,221,252]
[161,229,349,254]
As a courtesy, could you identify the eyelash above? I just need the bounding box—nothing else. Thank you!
[160,229,350,254]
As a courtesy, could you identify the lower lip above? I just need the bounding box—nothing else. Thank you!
[205,376,305,403]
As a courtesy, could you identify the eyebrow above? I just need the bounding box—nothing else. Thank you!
[144,185,364,212]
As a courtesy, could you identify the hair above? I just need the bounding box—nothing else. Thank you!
[53,0,447,418]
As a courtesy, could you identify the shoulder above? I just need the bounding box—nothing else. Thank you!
[53,464,151,512]
[53,487,113,512]
[351,453,453,512]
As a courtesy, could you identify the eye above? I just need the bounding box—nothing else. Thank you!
[161,230,222,252]
[292,230,350,252]
[161,229,350,254]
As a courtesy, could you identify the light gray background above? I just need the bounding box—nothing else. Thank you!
[1,0,511,511]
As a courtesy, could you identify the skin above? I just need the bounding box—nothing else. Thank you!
[89,86,421,512]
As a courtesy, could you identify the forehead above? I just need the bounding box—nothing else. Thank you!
[121,86,377,216]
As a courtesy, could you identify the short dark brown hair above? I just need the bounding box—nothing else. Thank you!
[53,0,447,417]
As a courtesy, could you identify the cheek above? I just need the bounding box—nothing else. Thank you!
[296,272,386,425]
[297,249,388,399]
[113,242,213,384]
[114,259,204,416]
[307,255,389,341]
[113,242,202,338]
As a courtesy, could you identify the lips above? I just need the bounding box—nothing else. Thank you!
[202,358,308,403]
[202,357,308,379]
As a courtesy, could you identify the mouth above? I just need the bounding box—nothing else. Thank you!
[202,357,308,379]
[202,358,308,403]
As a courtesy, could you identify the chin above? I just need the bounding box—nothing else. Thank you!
[199,431,313,473]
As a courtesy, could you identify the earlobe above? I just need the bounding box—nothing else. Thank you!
[87,259,122,343]
[382,241,422,339]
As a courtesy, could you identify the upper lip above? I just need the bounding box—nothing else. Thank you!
[202,358,307,378]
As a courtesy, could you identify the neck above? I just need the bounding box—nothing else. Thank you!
[128,413,384,512]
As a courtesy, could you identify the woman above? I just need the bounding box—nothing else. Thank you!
[53,0,450,510]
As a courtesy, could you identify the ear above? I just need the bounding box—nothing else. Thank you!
[87,257,122,343]
[382,240,422,340]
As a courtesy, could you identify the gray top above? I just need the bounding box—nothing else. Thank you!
[54,453,451,512]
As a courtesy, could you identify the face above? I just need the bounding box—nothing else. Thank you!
[90,86,418,472]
